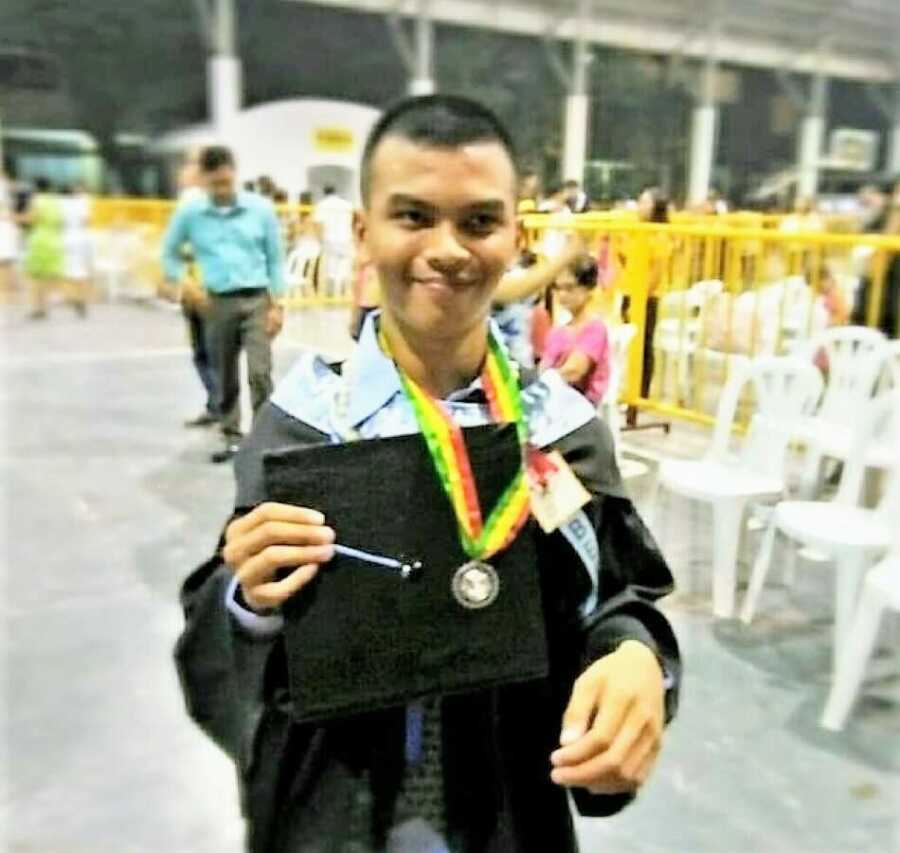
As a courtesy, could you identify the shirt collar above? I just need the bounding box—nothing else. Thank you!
[343,311,492,427]
[201,190,249,215]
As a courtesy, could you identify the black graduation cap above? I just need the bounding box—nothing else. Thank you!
[262,423,549,724]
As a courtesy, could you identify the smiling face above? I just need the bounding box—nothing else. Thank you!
[357,136,518,342]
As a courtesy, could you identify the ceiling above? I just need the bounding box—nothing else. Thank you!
[288,0,900,82]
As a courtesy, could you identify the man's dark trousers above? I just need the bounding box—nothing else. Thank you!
[183,302,218,417]
[206,289,273,439]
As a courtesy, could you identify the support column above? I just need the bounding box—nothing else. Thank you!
[408,0,435,96]
[887,81,900,176]
[207,0,241,135]
[687,11,720,206]
[797,70,828,198]
[561,0,590,184]
[688,104,717,206]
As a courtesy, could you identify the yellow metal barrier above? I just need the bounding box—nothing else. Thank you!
[88,197,898,427]
[522,215,900,426]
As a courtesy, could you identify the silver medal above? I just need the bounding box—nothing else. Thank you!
[451,561,500,610]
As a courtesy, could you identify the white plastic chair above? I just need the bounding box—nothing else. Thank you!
[741,391,900,670]
[820,524,900,731]
[655,356,824,618]
[792,326,889,498]
[598,324,647,481]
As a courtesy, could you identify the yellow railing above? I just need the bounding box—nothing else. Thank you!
[86,197,897,426]
[523,214,900,425]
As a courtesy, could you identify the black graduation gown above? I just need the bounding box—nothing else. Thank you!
[174,393,682,853]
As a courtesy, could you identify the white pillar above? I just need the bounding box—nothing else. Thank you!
[208,0,241,136]
[888,124,900,176]
[408,0,434,96]
[888,82,900,175]
[797,70,828,199]
[562,94,589,183]
[209,56,241,133]
[797,114,825,197]
[560,0,590,184]
[687,11,720,206]
[688,104,717,205]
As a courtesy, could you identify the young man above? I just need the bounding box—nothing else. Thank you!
[176,96,680,852]
[162,146,285,463]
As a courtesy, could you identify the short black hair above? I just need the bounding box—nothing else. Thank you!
[571,255,599,289]
[360,95,518,204]
[199,145,235,172]
[34,177,52,192]
[323,185,335,196]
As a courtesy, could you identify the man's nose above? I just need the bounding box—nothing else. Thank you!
[423,221,470,274]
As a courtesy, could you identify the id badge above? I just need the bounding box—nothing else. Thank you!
[527,449,592,533]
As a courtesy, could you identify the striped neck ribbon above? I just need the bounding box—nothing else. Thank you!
[382,327,531,562]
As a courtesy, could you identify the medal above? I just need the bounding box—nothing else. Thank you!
[452,561,500,609]
[383,328,531,609]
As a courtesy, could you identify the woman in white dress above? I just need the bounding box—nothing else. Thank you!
[0,170,20,297]
[60,183,93,316]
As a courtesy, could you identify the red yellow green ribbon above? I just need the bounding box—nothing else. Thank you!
[384,328,531,561]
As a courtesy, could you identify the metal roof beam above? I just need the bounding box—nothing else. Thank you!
[284,0,897,82]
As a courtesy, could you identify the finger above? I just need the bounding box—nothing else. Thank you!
[551,723,653,790]
[227,502,326,541]
[551,688,632,768]
[225,521,335,568]
[632,744,661,787]
[620,729,660,784]
[559,669,605,747]
[246,564,319,609]
[236,544,335,587]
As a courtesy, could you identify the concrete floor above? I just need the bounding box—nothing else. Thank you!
[1,301,898,853]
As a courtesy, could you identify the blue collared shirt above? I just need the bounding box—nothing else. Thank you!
[161,190,285,295]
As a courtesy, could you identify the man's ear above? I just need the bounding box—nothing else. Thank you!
[353,208,372,266]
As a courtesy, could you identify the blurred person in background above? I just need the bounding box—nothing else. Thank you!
[256,175,276,199]
[172,150,218,428]
[857,182,888,233]
[59,183,93,318]
[162,145,285,463]
[0,168,19,296]
[540,254,611,404]
[564,178,590,213]
[622,186,671,424]
[518,169,542,212]
[313,184,354,297]
[873,185,900,337]
[20,177,64,320]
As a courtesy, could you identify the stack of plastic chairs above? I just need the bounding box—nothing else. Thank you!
[653,356,823,617]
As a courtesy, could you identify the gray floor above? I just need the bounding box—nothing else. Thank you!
[1,302,898,853]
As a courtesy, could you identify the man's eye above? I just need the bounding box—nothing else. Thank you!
[394,209,428,226]
[464,214,500,234]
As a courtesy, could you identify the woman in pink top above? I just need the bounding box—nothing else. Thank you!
[540,256,611,404]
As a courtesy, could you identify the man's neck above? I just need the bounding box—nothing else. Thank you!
[380,312,488,399]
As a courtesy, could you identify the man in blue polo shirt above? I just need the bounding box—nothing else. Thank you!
[162,145,285,463]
